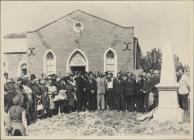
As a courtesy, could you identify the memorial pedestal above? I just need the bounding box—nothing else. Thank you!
[153,87,183,122]
[153,42,183,122]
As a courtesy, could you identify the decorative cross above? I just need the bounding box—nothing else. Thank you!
[123,42,131,51]
[28,48,35,56]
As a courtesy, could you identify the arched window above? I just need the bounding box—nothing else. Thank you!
[104,48,117,76]
[17,61,28,77]
[44,50,56,75]
[106,50,115,73]
[20,63,27,76]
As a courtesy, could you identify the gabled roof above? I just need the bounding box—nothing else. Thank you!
[27,10,133,33]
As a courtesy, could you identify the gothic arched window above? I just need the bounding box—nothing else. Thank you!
[105,50,115,74]
[44,50,56,75]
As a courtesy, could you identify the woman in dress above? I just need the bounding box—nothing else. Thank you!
[47,80,57,117]
[66,76,76,113]
[6,94,28,136]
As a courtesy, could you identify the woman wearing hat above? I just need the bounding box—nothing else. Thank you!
[6,94,28,136]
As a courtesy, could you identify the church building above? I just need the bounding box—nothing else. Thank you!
[3,10,141,79]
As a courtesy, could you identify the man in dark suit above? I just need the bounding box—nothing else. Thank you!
[142,73,152,112]
[124,73,136,112]
[135,74,144,112]
[74,72,85,112]
[113,72,125,111]
[85,73,97,111]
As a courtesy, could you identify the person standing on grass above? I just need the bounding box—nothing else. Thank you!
[22,77,33,125]
[85,73,97,111]
[30,78,41,122]
[124,73,136,112]
[96,72,107,110]
[113,72,125,111]
[40,80,50,118]
[106,72,115,110]
[74,72,85,112]
[135,74,144,113]
[66,78,76,113]
[47,80,57,117]
[142,73,152,113]
[177,68,190,111]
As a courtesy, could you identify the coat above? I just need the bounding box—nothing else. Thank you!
[124,78,136,96]
[113,78,125,95]
[96,77,107,95]
[136,79,144,96]
[85,79,97,94]
[143,78,152,93]
[66,84,75,106]
[74,76,85,92]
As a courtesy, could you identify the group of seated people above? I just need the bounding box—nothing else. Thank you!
[4,70,160,136]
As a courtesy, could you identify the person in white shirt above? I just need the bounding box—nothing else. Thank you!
[106,72,114,110]
[177,68,190,111]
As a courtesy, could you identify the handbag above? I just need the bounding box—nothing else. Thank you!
[37,103,44,111]
[53,90,67,102]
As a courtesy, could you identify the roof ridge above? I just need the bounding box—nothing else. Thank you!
[27,10,133,33]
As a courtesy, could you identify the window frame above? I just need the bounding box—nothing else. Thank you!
[104,48,117,76]
[43,50,56,75]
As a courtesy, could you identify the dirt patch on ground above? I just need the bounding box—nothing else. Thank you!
[28,111,190,136]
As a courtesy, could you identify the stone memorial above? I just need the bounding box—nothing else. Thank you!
[153,42,183,122]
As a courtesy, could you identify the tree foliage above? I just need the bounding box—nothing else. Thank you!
[140,48,187,72]
[140,48,162,72]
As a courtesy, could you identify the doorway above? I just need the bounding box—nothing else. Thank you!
[67,49,88,73]
[70,66,85,74]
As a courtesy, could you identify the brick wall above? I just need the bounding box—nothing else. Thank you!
[26,11,136,77]
[4,53,27,79]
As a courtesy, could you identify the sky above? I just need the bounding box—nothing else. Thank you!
[1,1,193,65]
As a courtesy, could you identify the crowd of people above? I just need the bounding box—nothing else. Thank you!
[3,67,190,136]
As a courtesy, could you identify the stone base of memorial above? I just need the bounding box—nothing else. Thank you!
[153,85,183,122]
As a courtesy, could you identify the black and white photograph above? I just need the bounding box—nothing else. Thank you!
[1,1,193,139]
